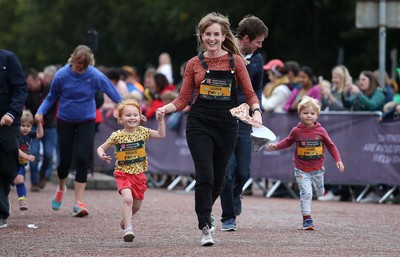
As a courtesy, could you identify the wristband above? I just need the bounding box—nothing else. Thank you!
[252,108,262,115]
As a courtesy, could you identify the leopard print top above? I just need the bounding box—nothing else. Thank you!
[106,126,150,174]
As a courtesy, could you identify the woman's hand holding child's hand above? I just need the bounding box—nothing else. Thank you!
[156,109,165,121]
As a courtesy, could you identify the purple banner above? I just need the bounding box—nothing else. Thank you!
[94,112,400,186]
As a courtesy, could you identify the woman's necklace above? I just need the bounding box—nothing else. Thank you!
[207,51,223,69]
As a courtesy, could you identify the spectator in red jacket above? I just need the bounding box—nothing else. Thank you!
[144,73,175,119]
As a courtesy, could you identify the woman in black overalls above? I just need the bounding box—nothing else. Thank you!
[157,12,262,246]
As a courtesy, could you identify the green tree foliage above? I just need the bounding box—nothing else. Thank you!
[0,0,399,81]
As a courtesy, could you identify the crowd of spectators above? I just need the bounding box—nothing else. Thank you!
[259,59,399,203]
[25,52,400,203]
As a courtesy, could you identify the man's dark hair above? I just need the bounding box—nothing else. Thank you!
[237,15,268,41]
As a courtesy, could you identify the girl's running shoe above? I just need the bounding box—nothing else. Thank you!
[123,230,135,242]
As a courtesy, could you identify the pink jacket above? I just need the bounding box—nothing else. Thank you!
[284,85,321,112]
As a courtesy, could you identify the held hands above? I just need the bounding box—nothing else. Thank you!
[156,107,166,117]
[35,114,43,124]
[157,104,176,116]
[336,161,345,172]
[36,118,43,127]
[156,108,165,121]
[267,143,277,151]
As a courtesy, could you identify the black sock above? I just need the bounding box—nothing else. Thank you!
[303,215,311,220]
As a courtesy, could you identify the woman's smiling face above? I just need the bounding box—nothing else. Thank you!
[201,23,226,52]
[298,71,312,88]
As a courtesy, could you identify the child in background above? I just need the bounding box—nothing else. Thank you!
[15,109,44,210]
[267,96,344,230]
[97,99,165,242]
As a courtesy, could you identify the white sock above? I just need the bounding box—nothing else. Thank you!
[124,225,132,232]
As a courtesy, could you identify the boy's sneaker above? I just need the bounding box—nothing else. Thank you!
[72,201,89,217]
[209,213,216,232]
[221,218,237,231]
[201,225,214,246]
[303,219,315,230]
[51,186,66,210]
[0,218,7,228]
[123,230,135,242]
[18,197,28,211]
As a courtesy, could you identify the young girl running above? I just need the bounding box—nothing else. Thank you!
[97,99,165,242]
[267,96,344,230]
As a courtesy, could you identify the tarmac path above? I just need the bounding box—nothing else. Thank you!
[1,178,399,257]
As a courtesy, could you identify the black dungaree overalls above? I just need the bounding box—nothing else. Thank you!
[186,52,239,230]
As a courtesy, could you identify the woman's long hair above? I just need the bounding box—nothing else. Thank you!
[332,65,352,94]
[196,12,242,58]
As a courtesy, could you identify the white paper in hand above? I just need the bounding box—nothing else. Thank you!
[251,125,276,152]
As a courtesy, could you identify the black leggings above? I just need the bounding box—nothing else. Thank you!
[186,105,238,230]
[57,120,95,183]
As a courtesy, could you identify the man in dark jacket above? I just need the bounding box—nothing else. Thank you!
[219,16,268,231]
[25,68,58,191]
[0,49,28,228]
